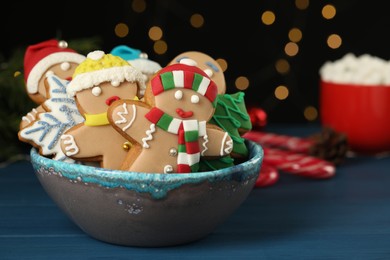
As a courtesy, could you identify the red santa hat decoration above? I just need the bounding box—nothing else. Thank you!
[23,39,85,94]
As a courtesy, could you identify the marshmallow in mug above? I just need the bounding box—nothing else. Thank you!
[319,53,390,85]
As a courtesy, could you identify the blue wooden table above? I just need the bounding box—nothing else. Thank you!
[1,124,390,259]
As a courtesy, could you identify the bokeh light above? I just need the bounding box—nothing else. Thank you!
[190,13,204,28]
[114,23,129,38]
[148,26,163,41]
[261,11,275,25]
[284,42,299,57]
[132,0,146,13]
[153,40,168,54]
[274,85,289,100]
[322,4,336,19]
[275,59,290,74]
[327,34,342,49]
[304,106,318,121]
[295,0,309,10]
[235,76,250,90]
[216,58,228,72]
[288,28,302,42]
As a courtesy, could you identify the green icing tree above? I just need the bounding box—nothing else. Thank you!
[199,92,252,171]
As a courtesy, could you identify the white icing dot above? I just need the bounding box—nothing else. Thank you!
[61,62,71,71]
[92,86,102,96]
[174,90,183,100]
[87,50,105,60]
[204,68,213,78]
[191,94,200,104]
[111,80,120,87]
[180,58,197,66]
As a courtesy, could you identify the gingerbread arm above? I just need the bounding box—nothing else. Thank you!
[200,125,233,158]
[60,124,103,159]
[108,100,152,146]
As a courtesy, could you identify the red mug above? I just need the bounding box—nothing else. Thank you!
[320,80,390,154]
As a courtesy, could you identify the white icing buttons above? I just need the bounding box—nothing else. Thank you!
[169,148,178,156]
[164,165,173,173]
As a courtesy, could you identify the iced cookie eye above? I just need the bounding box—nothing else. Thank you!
[191,95,200,104]
[92,86,102,96]
[174,90,183,100]
[61,62,71,71]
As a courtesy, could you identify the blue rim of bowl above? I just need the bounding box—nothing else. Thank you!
[30,139,263,199]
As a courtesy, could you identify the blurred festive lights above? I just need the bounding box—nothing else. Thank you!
[235,76,250,90]
[288,28,302,42]
[14,71,21,77]
[190,13,204,28]
[304,106,318,121]
[216,58,228,72]
[295,0,309,10]
[132,0,146,13]
[148,26,163,41]
[274,85,289,100]
[327,34,342,49]
[114,23,129,38]
[275,59,290,74]
[322,4,336,19]
[261,11,275,25]
[153,40,168,54]
[284,42,299,57]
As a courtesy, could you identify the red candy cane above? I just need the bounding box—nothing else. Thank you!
[244,131,315,154]
[263,147,335,179]
[255,162,279,188]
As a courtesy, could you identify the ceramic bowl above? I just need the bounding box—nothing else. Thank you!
[320,80,390,154]
[30,139,263,247]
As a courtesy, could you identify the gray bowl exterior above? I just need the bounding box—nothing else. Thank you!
[30,140,263,247]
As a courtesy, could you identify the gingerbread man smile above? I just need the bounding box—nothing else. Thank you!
[176,108,193,118]
[106,96,120,106]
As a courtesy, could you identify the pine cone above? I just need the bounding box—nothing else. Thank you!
[308,127,349,165]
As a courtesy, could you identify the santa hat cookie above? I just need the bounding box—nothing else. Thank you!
[24,39,85,94]
[150,62,218,106]
[67,50,146,96]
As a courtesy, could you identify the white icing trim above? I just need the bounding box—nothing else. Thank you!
[67,65,145,96]
[224,139,233,154]
[220,132,229,156]
[121,104,137,132]
[128,59,162,74]
[201,135,209,156]
[142,123,156,148]
[61,134,79,156]
[115,103,129,124]
[26,52,85,94]
[22,116,31,123]
[87,50,104,60]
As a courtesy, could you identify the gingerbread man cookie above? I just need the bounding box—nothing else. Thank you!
[108,62,233,173]
[20,39,85,129]
[59,50,145,170]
